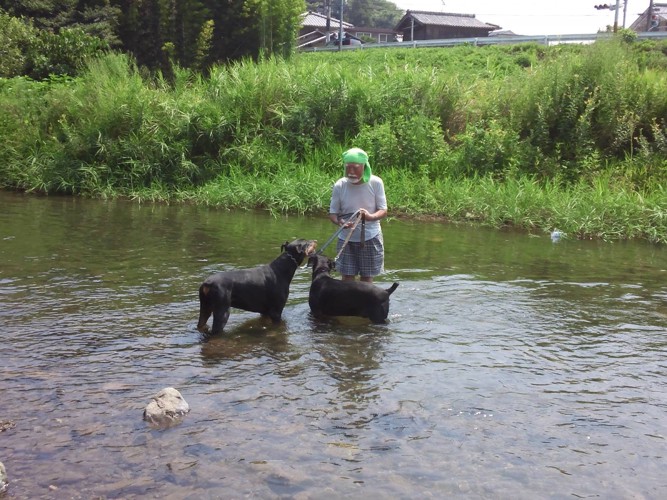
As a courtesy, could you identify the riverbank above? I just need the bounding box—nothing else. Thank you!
[1,39,666,243]
[102,166,663,244]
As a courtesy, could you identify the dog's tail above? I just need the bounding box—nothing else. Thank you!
[386,282,399,296]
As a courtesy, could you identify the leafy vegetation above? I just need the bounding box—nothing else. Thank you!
[1,38,666,242]
[0,11,109,79]
[305,0,403,29]
[1,0,306,76]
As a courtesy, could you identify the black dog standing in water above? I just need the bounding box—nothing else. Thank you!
[307,254,398,323]
[197,239,318,334]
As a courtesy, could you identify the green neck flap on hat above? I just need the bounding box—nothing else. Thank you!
[342,147,372,183]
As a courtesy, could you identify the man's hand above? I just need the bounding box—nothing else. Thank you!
[358,209,371,221]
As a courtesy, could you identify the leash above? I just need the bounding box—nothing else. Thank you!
[303,211,362,269]
[333,213,362,262]
[360,212,366,249]
[316,210,361,255]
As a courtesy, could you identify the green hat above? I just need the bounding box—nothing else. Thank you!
[342,147,372,183]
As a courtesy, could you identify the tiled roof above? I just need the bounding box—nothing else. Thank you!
[398,10,499,30]
[301,11,353,29]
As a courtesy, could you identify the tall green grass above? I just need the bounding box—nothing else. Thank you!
[1,40,666,242]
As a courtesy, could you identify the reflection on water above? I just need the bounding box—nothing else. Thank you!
[1,191,666,498]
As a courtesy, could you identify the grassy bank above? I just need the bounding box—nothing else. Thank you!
[1,39,666,242]
[165,166,664,243]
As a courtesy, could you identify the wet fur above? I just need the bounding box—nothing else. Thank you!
[307,254,398,323]
[198,239,317,334]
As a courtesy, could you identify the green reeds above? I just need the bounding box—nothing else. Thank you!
[1,40,666,243]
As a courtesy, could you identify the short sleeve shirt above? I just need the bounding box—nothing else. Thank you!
[329,175,387,243]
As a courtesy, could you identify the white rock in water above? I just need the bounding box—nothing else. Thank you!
[0,461,8,493]
[143,387,190,426]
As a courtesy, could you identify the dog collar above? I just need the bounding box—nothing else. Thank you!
[286,252,300,266]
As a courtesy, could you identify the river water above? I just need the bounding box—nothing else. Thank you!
[1,191,666,499]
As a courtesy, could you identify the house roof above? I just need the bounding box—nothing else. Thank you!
[629,3,667,31]
[301,11,353,30]
[653,3,667,17]
[488,29,519,37]
[395,10,500,31]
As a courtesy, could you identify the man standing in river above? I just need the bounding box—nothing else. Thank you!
[329,147,388,283]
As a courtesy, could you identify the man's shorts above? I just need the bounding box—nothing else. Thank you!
[335,233,384,277]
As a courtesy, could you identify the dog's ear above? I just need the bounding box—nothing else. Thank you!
[307,254,316,268]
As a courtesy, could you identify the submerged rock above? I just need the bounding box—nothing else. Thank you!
[143,387,190,427]
[0,461,8,493]
[0,420,15,432]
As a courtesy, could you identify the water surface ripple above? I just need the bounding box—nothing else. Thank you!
[1,192,666,499]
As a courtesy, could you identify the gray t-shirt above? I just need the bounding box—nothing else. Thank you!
[329,175,387,243]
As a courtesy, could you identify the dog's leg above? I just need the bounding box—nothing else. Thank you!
[210,285,232,335]
[369,309,389,324]
[197,284,213,333]
[211,308,230,335]
[266,308,284,324]
[369,299,392,324]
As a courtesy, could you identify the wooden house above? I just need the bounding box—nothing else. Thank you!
[298,11,353,48]
[351,27,401,44]
[395,10,500,41]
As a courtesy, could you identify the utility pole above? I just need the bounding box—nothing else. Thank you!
[339,0,344,52]
[647,0,655,31]
[326,0,331,34]
[594,3,622,31]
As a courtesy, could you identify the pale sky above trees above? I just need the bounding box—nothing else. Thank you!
[393,0,638,35]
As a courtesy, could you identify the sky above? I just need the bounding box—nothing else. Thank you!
[392,1,646,36]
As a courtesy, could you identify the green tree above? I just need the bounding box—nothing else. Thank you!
[347,0,401,29]
[173,0,210,67]
[0,0,75,31]
[0,11,37,77]
[1,0,120,43]
[194,18,214,72]
[3,0,310,72]
[208,1,248,62]
[372,0,403,29]
[347,0,372,26]
[0,8,108,78]
[207,0,304,63]
[116,0,140,58]
[29,26,109,78]
[132,0,167,70]
[71,0,121,46]
[306,0,402,28]
[253,0,305,58]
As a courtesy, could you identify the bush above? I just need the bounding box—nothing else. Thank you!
[0,12,37,77]
[28,28,109,79]
[356,115,448,173]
